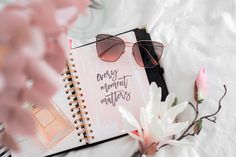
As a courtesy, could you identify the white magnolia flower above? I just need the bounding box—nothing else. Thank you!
[119,82,190,155]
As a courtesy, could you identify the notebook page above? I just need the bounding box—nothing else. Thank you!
[11,77,85,157]
[70,31,150,143]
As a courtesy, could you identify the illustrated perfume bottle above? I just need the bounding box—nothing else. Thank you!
[29,102,74,149]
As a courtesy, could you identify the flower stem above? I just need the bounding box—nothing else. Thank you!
[196,85,226,122]
[178,85,227,140]
[158,85,227,150]
[177,102,199,140]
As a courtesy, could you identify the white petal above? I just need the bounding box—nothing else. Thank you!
[162,102,188,124]
[146,82,162,119]
[165,121,189,137]
[148,117,165,141]
[122,129,144,142]
[118,106,143,137]
[140,107,148,130]
[128,132,144,142]
[159,93,176,117]
[140,107,149,139]
[150,82,162,103]
[159,102,167,118]
[165,93,176,110]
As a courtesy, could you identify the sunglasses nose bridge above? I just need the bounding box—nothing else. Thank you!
[124,41,133,47]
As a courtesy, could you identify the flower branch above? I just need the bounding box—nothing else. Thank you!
[197,85,226,122]
[177,84,226,141]
[158,85,227,150]
[176,102,199,141]
[119,67,227,157]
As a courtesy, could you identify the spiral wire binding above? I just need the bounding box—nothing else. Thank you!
[62,55,94,144]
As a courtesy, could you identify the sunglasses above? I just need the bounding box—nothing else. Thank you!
[96,34,164,68]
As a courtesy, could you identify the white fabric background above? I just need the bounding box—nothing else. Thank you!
[1,0,235,156]
[67,0,236,157]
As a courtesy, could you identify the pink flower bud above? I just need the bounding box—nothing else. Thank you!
[194,67,207,103]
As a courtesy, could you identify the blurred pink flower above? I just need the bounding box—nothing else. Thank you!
[194,67,207,103]
[0,0,91,151]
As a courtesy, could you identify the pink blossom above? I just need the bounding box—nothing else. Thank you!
[0,0,91,151]
[195,67,207,103]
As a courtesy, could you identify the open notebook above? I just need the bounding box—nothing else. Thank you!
[10,28,168,157]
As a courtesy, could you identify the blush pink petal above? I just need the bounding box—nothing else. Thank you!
[55,6,80,27]
[23,87,51,107]
[77,0,92,14]
[0,12,31,50]
[2,56,27,90]
[0,0,90,146]
[195,67,207,102]
[44,35,67,73]
[0,73,5,92]
[5,107,36,136]
[26,59,61,98]
[0,94,21,121]
[20,27,46,59]
[51,0,91,12]
[53,0,91,27]
[69,39,73,49]
[29,1,62,37]
[6,73,26,90]
[1,132,19,152]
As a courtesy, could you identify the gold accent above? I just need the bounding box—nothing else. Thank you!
[75,123,91,129]
[80,136,94,140]
[72,111,88,116]
[67,63,75,67]
[63,75,78,81]
[65,87,81,93]
[64,82,74,87]
[67,93,83,99]
[61,68,76,76]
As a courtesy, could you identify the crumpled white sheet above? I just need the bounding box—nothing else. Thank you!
[67,0,236,156]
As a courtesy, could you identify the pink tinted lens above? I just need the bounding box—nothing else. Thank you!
[96,34,125,62]
[132,41,164,68]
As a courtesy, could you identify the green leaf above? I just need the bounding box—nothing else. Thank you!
[193,119,203,135]
[172,97,178,107]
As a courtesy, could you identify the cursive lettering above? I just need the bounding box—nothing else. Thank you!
[100,75,131,93]
[97,69,132,107]
[97,69,119,82]
[101,90,131,106]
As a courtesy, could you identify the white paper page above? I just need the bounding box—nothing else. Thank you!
[70,31,150,143]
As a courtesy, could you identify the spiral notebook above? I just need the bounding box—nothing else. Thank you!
[9,28,168,157]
